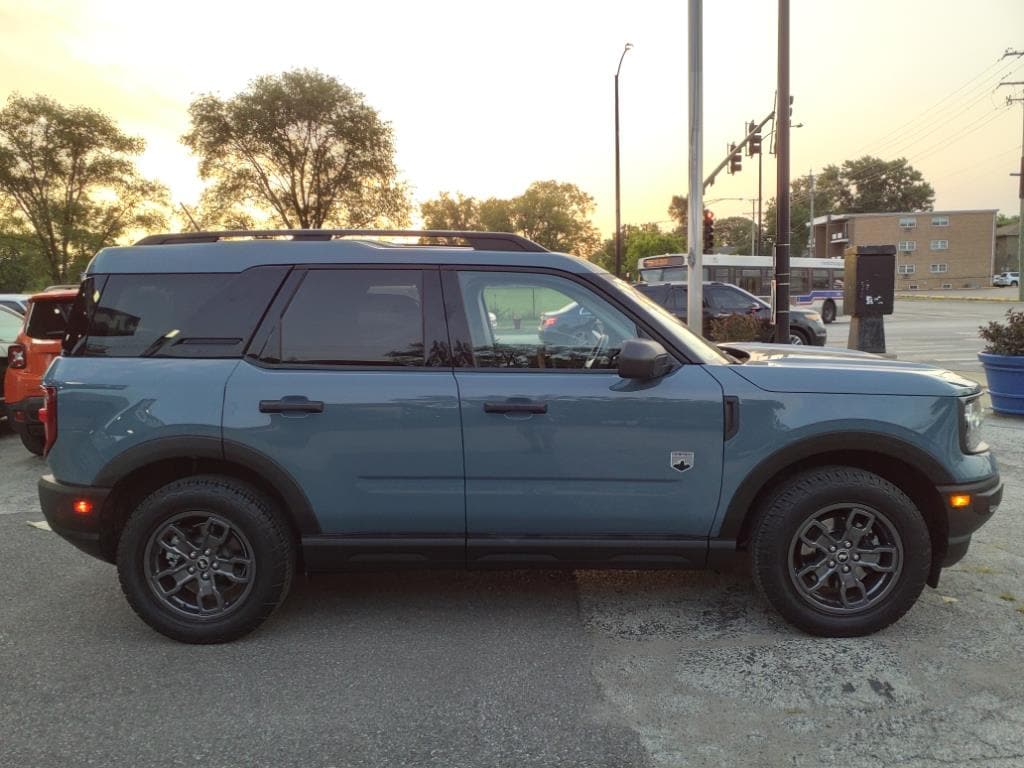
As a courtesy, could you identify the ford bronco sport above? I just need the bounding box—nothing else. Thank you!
[39,229,1001,643]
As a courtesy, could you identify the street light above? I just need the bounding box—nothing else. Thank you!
[614,42,633,278]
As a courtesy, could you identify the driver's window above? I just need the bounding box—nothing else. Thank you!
[456,271,638,370]
[711,286,759,312]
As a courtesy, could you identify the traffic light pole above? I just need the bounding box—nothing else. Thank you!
[703,112,773,192]
[686,0,704,334]
[773,0,791,344]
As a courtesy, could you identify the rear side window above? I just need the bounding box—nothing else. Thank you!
[26,299,73,340]
[68,267,288,358]
[271,269,426,366]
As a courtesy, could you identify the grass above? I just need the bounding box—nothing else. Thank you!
[483,286,572,322]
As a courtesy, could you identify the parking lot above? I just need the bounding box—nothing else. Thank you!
[1,296,1022,768]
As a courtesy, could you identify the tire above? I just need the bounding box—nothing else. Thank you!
[20,431,45,456]
[789,328,810,346]
[751,466,930,637]
[821,300,836,324]
[116,475,295,644]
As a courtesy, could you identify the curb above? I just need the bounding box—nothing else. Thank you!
[895,294,1019,303]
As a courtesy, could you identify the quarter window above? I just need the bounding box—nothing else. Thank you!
[454,271,638,370]
[277,269,426,366]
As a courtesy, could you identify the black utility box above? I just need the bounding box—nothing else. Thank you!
[844,245,895,317]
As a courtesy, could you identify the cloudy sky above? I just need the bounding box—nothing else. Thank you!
[2,0,1022,235]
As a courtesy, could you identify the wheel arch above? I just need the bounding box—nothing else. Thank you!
[94,437,319,562]
[715,434,951,587]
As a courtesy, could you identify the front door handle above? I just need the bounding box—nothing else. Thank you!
[483,401,548,415]
[259,398,324,414]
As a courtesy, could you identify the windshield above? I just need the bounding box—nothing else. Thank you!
[0,307,23,342]
[598,275,729,364]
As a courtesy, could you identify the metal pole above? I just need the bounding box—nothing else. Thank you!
[757,150,763,256]
[614,43,632,279]
[773,0,791,343]
[808,170,815,257]
[686,0,703,333]
[1018,111,1023,303]
[751,199,756,254]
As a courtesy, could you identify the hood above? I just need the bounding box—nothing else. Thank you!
[718,342,982,397]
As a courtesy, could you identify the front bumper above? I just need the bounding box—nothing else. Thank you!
[38,474,112,563]
[6,396,44,438]
[937,474,1002,566]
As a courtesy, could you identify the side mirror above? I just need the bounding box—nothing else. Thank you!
[617,338,676,380]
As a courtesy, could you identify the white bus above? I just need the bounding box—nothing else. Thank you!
[636,253,845,324]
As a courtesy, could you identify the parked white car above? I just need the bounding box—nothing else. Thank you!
[993,272,1020,287]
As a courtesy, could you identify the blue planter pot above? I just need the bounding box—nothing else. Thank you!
[978,352,1024,415]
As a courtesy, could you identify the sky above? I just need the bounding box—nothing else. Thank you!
[2,0,1023,237]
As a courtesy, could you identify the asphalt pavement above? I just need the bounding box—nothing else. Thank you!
[1,295,1022,767]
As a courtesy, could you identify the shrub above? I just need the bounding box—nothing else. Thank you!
[979,308,1024,356]
[707,313,763,342]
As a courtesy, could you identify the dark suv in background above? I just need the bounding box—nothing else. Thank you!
[635,281,827,346]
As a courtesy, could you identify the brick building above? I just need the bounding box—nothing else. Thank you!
[809,209,997,290]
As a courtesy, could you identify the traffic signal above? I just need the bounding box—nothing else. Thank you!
[728,143,742,174]
[702,209,715,254]
[747,121,761,156]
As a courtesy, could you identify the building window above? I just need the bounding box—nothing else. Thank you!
[897,264,916,274]
[908,284,919,290]
[899,217,917,229]
[942,283,953,289]
[930,239,949,250]
[931,215,949,227]
[930,263,949,274]
[898,240,917,251]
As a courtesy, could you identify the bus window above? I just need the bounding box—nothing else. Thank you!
[791,270,808,295]
[738,269,762,294]
[812,269,831,290]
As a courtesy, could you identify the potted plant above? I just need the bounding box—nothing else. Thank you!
[978,308,1024,414]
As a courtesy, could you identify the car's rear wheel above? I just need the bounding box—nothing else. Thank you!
[20,431,45,456]
[751,466,930,636]
[117,475,295,644]
[821,300,836,324]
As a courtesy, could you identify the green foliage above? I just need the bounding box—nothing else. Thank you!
[418,181,600,257]
[0,94,168,282]
[714,216,756,255]
[0,227,48,291]
[666,194,689,242]
[182,69,409,230]
[980,309,1024,356]
[765,156,935,257]
[592,223,684,276]
[997,213,1020,228]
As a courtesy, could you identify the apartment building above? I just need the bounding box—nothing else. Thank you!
[809,209,997,290]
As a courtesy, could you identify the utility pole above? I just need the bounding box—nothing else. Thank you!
[614,43,633,279]
[686,0,704,333]
[757,145,763,256]
[774,0,791,343]
[808,169,815,257]
[751,199,757,254]
[999,50,1024,301]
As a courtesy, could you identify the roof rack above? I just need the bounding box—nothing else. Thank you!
[134,229,548,253]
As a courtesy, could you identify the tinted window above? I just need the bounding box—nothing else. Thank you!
[76,267,288,358]
[710,285,762,312]
[276,269,425,366]
[25,299,73,340]
[455,271,638,370]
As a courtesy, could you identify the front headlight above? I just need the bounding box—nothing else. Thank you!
[804,312,822,322]
[960,395,987,454]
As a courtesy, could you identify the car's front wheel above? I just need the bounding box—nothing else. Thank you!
[751,466,930,636]
[117,475,295,644]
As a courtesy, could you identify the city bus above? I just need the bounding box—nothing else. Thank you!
[635,253,845,323]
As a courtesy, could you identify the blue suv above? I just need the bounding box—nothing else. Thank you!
[38,230,1001,643]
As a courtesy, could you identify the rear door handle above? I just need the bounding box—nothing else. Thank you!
[483,401,548,415]
[259,398,324,414]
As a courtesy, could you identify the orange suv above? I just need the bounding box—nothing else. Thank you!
[4,288,77,454]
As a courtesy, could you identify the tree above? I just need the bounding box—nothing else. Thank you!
[714,216,756,255]
[667,194,689,241]
[182,69,409,230]
[0,94,168,282]
[764,156,933,257]
[420,192,479,230]
[418,181,600,256]
[997,213,1020,228]
[594,224,683,276]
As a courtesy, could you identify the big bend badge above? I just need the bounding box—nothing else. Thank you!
[670,451,694,473]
